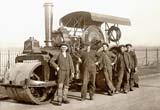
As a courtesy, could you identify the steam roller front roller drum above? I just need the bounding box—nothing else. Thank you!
[2,62,57,104]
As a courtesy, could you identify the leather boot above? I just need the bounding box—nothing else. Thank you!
[62,86,70,104]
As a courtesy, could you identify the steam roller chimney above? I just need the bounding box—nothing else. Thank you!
[44,2,53,47]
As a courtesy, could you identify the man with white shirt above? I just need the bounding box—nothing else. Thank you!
[50,43,74,106]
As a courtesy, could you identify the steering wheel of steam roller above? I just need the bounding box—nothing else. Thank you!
[108,26,121,42]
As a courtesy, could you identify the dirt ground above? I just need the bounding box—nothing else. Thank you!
[0,75,160,110]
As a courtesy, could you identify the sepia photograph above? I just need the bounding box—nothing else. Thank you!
[0,0,160,110]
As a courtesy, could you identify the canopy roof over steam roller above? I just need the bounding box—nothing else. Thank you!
[60,11,131,28]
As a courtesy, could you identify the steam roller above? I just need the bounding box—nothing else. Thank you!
[0,1,131,105]
[1,59,57,104]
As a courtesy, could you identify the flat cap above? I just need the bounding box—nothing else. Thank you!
[102,42,109,47]
[126,43,132,47]
[119,44,125,48]
[60,42,69,47]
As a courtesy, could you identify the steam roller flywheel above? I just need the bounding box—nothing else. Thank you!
[1,62,57,104]
[82,25,105,44]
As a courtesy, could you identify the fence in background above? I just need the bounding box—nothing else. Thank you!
[0,48,22,77]
[0,48,160,77]
[135,48,160,66]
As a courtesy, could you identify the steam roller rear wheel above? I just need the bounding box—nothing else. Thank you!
[3,62,57,104]
[96,71,108,91]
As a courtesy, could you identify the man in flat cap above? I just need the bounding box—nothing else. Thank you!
[95,42,116,95]
[50,42,75,106]
[126,44,138,90]
[115,45,131,93]
[78,42,98,101]
[102,43,117,81]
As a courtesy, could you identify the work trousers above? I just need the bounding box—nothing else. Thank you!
[107,66,113,82]
[129,69,135,90]
[103,68,115,92]
[116,69,130,92]
[57,70,70,102]
[81,67,96,99]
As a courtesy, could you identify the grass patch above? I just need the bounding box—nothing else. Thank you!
[138,63,160,76]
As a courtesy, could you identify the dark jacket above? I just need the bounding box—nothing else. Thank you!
[116,52,130,72]
[97,50,112,70]
[50,52,75,74]
[125,52,132,69]
[128,51,138,69]
[79,50,98,69]
[106,50,117,64]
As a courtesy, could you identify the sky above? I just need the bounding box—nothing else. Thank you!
[0,0,160,48]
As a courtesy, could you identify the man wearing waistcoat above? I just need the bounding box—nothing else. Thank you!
[50,43,74,106]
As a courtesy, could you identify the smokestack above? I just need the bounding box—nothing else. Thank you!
[44,3,53,47]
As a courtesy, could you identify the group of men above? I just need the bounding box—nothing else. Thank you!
[114,44,138,94]
[49,42,139,106]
